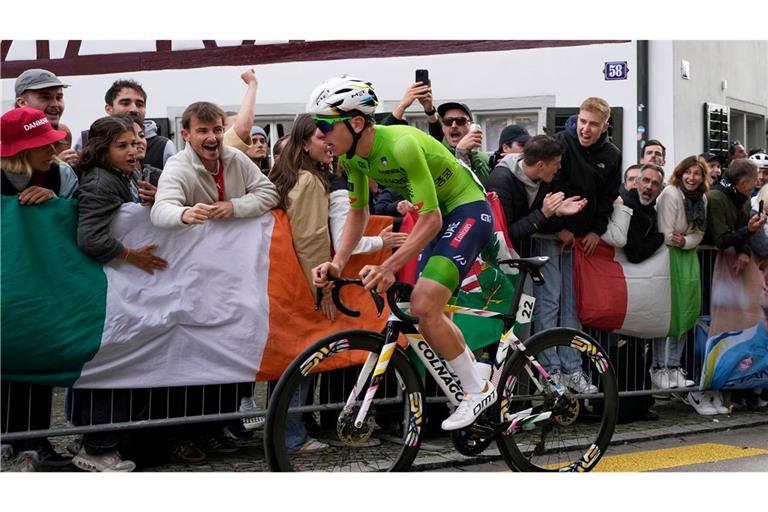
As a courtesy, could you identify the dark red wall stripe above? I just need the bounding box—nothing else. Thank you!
[1,40,627,79]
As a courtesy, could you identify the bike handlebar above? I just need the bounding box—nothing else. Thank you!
[315,277,418,324]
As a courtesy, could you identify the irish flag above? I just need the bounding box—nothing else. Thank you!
[1,197,391,388]
[573,240,700,338]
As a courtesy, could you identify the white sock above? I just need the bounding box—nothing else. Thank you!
[448,347,485,393]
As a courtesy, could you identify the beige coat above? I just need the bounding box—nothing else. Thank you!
[656,185,707,250]
[151,142,278,228]
[287,170,331,292]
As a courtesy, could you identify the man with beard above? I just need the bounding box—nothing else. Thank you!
[621,163,665,263]
[151,101,278,228]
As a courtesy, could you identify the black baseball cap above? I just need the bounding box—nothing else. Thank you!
[498,124,531,147]
[437,102,472,120]
[700,152,726,166]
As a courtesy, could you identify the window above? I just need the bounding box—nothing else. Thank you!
[703,103,729,158]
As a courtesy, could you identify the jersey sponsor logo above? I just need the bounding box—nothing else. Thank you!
[442,221,462,239]
[452,254,468,266]
[349,197,358,205]
[449,218,476,248]
[480,213,492,223]
[380,156,389,166]
[434,168,453,188]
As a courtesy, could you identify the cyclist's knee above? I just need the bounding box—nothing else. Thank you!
[409,287,446,322]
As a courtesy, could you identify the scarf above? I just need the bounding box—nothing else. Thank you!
[681,186,706,231]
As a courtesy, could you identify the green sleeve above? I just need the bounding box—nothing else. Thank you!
[347,164,369,209]
[392,135,439,213]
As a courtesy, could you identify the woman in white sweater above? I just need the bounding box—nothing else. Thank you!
[655,156,723,409]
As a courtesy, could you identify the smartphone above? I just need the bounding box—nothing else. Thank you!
[415,69,430,86]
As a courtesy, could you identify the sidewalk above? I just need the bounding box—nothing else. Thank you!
[145,398,767,472]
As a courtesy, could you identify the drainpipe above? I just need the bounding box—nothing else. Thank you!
[637,40,649,161]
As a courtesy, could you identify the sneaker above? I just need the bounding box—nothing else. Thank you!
[562,370,598,394]
[222,422,254,443]
[650,367,673,389]
[9,450,40,472]
[685,391,718,416]
[669,367,694,388]
[197,434,238,455]
[287,437,329,454]
[754,388,768,408]
[72,449,135,472]
[441,381,497,431]
[168,440,207,464]
[36,440,72,468]
[709,391,730,415]
[239,397,266,431]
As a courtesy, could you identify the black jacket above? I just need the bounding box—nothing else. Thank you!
[485,155,562,253]
[552,115,622,237]
[621,188,664,263]
[77,165,161,263]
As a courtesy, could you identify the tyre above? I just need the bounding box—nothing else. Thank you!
[493,328,618,472]
[264,330,425,472]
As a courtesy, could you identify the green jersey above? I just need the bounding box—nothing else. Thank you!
[341,125,485,215]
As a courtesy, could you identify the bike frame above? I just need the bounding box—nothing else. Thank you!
[342,288,567,431]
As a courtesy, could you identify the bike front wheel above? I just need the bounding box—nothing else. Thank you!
[264,330,425,472]
[493,328,618,472]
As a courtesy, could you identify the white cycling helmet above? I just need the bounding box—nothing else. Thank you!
[306,75,379,117]
[748,153,768,168]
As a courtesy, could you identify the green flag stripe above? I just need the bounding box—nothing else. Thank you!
[1,197,107,386]
[667,246,701,338]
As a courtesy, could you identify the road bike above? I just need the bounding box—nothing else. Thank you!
[264,256,618,471]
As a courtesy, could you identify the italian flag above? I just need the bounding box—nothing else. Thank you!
[573,240,700,338]
[1,197,391,388]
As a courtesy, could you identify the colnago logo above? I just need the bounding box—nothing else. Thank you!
[449,218,475,248]
[472,389,497,415]
[24,118,49,131]
[415,340,463,401]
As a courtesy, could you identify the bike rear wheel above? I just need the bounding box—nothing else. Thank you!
[493,328,618,472]
[264,330,425,472]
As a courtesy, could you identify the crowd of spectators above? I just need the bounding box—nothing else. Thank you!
[2,67,768,471]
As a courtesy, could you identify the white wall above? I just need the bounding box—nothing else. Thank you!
[1,41,638,166]
[648,41,676,172]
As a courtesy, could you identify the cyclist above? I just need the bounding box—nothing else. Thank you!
[309,76,496,430]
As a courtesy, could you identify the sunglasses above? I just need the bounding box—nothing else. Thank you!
[312,116,352,133]
[441,116,469,127]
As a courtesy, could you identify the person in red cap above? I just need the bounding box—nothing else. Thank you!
[0,107,78,470]
[1,107,79,203]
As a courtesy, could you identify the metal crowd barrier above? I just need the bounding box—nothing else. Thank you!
[1,241,718,443]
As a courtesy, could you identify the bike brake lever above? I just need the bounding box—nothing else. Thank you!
[369,289,385,318]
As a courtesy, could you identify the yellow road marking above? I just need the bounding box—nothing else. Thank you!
[591,443,768,472]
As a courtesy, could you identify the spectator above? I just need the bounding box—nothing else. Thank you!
[53,122,73,157]
[0,107,76,471]
[621,163,643,194]
[129,120,161,181]
[150,101,278,229]
[246,125,270,170]
[435,101,492,182]
[705,159,766,274]
[267,114,339,453]
[485,134,586,251]
[72,114,173,472]
[620,163,665,263]
[272,134,290,165]
[383,81,437,126]
[639,139,666,168]
[222,69,259,155]
[654,156,710,393]
[728,140,748,166]
[701,151,726,185]
[13,68,79,168]
[77,115,166,270]
[149,101,278,450]
[75,79,176,169]
[488,124,531,168]
[748,153,768,196]
[534,97,621,393]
